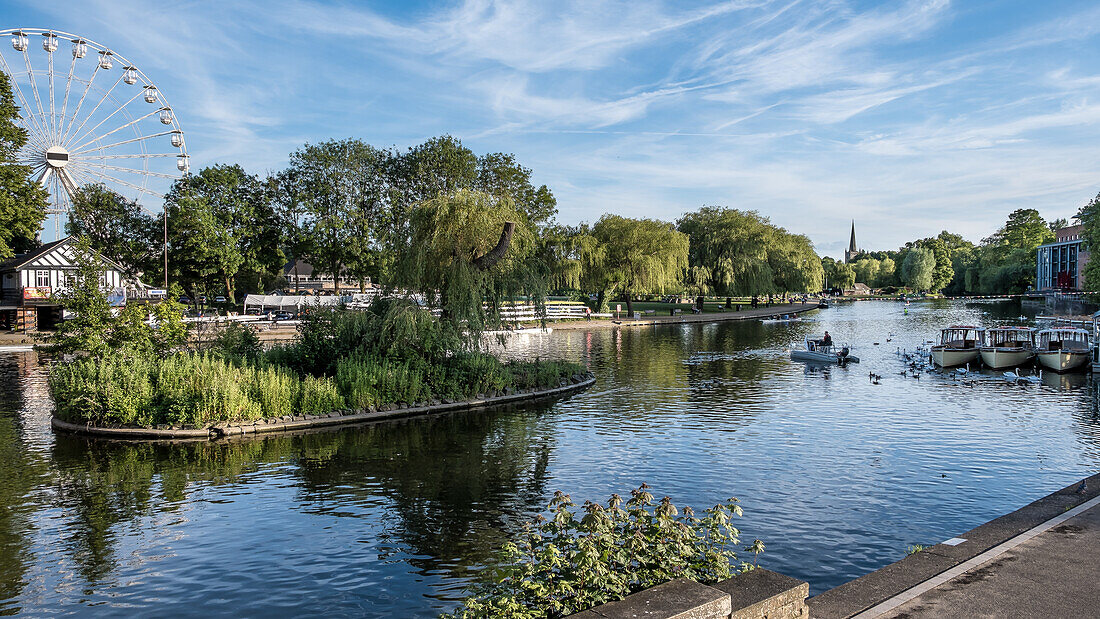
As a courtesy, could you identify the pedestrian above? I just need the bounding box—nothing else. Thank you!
[585,306,592,321]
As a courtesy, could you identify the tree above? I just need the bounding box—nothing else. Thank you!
[590,215,688,316]
[831,262,855,290]
[902,247,935,291]
[43,238,113,356]
[165,164,270,302]
[1078,192,1100,291]
[851,258,880,287]
[0,72,48,258]
[767,230,823,294]
[920,237,954,292]
[677,207,774,300]
[286,140,390,293]
[393,190,540,344]
[979,209,1053,293]
[877,257,896,287]
[66,184,160,282]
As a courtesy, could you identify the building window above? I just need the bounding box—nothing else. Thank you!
[35,270,49,288]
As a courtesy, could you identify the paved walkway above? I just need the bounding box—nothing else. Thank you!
[550,302,819,331]
[873,495,1100,618]
[810,473,1100,619]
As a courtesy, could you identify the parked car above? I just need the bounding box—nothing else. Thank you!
[214,296,227,303]
[274,311,295,321]
[197,295,208,304]
[178,296,191,304]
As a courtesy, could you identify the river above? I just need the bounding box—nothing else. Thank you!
[1,299,1098,616]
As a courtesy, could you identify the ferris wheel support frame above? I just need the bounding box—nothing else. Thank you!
[1,27,190,289]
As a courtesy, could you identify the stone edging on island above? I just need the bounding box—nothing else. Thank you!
[51,372,596,441]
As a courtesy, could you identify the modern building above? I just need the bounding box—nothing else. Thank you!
[844,221,863,264]
[0,236,134,331]
[1036,224,1089,291]
[282,259,372,292]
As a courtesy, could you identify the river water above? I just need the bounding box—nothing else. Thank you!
[2,300,1099,616]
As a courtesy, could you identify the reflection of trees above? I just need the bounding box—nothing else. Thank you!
[289,406,556,573]
[43,403,558,590]
[0,354,48,611]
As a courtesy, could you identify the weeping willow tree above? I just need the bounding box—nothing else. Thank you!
[768,230,824,294]
[677,207,775,301]
[587,215,688,315]
[392,190,543,347]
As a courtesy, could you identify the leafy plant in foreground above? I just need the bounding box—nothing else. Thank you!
[443,485,759,619]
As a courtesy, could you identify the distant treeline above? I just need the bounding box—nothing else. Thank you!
[827,207,1092,294]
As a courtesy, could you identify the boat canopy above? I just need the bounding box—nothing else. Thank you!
[1037,328,1090,350]
[982,326,1035,347]
[939,326,982,347]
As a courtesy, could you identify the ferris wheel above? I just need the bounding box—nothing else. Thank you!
[0,28,189,239]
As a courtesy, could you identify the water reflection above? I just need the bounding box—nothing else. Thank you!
[2,300,1100,616]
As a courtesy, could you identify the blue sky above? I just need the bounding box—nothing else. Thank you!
[7,0,1100,257]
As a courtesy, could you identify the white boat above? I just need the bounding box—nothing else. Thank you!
[1036,328,1090,373]
[979,326,1035,369]
[790,336,858,364]
[930,326,982,367]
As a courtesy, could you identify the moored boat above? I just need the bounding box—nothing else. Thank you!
[930,326,982,368]
[790,336,859,365]
[1036,328,1090,373]
[979,326,1035,369]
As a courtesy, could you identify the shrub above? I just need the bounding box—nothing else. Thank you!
[211,321,263,362]
[443,485,757,619]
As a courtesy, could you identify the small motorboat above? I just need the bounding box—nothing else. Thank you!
[979,326,1036,369]
[1036,328,1090,373]
[791,336,859,365]
[931,326,983,368]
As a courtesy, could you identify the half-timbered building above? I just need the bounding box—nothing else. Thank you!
[0,236,131,331]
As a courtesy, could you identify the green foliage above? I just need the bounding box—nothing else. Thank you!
[211,321,262,362]
[1078,192,1100,291]
[824,260,855,290]
[906,544,925,555]
[588,214,689,315]
[166,164,276,301]
[0,72,48,258]
[67,184,161,282]
[443,485,754,619]
[44,239,116,356]
[901,247,935,291]
[394,190,543,343]
[52,305,582,428]
[49,352,345,428]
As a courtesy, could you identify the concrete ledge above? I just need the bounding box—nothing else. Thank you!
[572,570,808,619]
[714,568,809,618]
[809,471,1100,618]
[573,578,732,619]
[52,372,596,441]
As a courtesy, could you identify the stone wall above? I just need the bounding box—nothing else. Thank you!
[572,569,808,619]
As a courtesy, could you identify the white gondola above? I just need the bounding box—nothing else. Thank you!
[159,108,174,125]
[11,31,27,52]
[98,50,113,69]
[171,130,184,148]
[979,326,1035,369]
[1035,328,1090,373]
[177,154,190,172]
[123,66,138,85]
[931,326,983,367]
[41,32,57,52]
[790,336,859,365]
[143,85,159,103]
[71,39,86,58]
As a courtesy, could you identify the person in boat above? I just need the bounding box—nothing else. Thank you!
[822,331,833,348]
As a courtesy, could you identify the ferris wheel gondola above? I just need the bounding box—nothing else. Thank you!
[0,27,189,244]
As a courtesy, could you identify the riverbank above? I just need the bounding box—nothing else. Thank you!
[809,472,1100,618]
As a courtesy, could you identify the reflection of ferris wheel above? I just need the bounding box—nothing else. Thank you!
[0,28,189,238]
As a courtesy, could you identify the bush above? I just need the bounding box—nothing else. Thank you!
[211,321,262,362]
[443,485,758,619]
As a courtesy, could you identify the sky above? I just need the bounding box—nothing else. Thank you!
[5,0,1100,258]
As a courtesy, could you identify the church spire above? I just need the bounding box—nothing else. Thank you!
[848,220,857,253]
